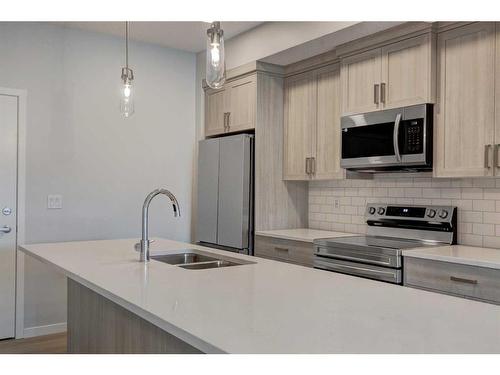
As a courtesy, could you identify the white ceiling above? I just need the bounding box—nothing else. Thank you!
[58,21,263,53]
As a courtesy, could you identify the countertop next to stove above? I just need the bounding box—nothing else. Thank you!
[403,245,500,270]
[254,228,354,243]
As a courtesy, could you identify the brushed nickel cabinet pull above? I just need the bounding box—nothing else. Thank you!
[227,112,231,131]
[223,112,228,131]
[495,144,500,169]
[450,276,478,285]
[374,84,380,105]
[311,157,316,175]
[485,144,492,168]
[274,247,289,252]
[380,83,386,104]
[305,158,310,174]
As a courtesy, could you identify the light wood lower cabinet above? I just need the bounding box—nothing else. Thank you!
[254,235,314,267]
[283,63,344,181]
[404,257,500,305]
[67,279,201,353]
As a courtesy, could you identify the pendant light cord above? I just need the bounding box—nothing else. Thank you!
[125,21,129,69]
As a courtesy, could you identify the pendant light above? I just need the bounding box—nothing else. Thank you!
[120,21,135,117]
[206,22,226,89]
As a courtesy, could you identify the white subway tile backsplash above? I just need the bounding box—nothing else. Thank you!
[483,212,500,224]
[472,200,496,212]
[422,188,441,198]
[308,177,500,248]
[484,189,500,200]
[461,188,483,199]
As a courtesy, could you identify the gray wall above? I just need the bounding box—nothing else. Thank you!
[0,22,196,330]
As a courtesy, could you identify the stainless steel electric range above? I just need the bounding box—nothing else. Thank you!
[313,204,457,284]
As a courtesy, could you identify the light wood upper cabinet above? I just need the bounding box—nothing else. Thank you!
[283,71,316,180]
[204,87,227,137]
[381,34,435,109]
[340,33,435,115]
[434,22,496,177]
[284,64,343,181]
[204,74,256,137]
[225,75,256,133]
[315,64,344,179]
[340,49,382,115]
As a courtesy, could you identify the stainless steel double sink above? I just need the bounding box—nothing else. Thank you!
[151,249,254,270]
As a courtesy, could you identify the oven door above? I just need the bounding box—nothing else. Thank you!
[340,105,430,170]
[314,257,402,284]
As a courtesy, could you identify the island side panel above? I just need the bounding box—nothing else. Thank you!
[67,279,202,354]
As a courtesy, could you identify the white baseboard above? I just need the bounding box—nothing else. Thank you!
[23,322,67,338]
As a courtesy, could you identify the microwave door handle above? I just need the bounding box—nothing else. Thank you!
[393,113,402,162]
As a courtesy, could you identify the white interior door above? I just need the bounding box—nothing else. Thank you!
[0,94,18,339]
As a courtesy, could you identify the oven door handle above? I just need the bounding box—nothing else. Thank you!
[393,113,402,162]
[315,247,394,267]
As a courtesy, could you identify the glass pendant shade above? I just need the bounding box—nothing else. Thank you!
[120,22,135,118]
[206,22,226,89]
[120,71,135,118]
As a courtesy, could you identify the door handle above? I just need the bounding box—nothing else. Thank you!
[494,144,500,169]
[311,157,316,175]
[305,157,311,175]
[450,276,478,285]
[223,112,228,131]
[0,225,12,234]
[393,113,402,162]
[226,112,231,131]
[374,84,380,105]
[485,144,492,169]
[380,83,386,104]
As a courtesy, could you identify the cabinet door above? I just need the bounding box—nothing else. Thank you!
[313,64,344,180]
[340,48,382,115]
[204,87,226,137]
[435,22,496,177]
[381,34,435,109]
[283,71,316,180]
[226,75,256,133]
[495,23,500,175]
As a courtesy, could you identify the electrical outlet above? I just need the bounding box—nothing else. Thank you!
[334,199,340,209]
[47,194,63,209]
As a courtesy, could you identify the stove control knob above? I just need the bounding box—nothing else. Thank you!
[438,209,449,219]
[377,207,386,215]
[368,207,376,215]
[427,209,436,218]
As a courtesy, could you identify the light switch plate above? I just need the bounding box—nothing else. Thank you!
[47,194,63,209]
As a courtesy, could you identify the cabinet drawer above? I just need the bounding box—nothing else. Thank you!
[254,235,314,267]
[404,257,500,304]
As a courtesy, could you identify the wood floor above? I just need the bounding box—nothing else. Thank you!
[0,332,67,354]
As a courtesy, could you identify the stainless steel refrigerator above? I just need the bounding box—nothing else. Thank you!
[196,134,254,255]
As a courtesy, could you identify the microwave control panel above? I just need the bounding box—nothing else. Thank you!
[401,119,424,154]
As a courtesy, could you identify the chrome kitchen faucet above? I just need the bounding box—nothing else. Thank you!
[136,189,180,262]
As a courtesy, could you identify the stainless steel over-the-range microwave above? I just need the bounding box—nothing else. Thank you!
[340,104,433,173]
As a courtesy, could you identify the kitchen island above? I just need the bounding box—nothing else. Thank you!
[20,238,500,354]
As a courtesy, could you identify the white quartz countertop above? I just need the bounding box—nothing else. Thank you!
[403,245,500,270]
[20,238,500,354]
[255,228,354,243]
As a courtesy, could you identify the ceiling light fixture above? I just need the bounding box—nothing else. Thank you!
[206,22,225,89]
[120,21,135,118]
